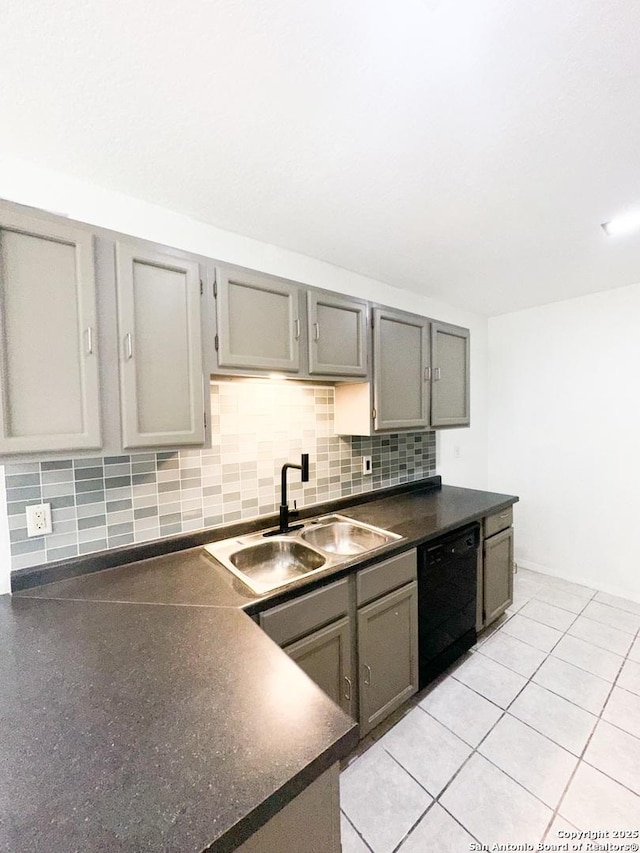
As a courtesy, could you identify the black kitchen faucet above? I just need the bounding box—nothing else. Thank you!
[264,453,310,535]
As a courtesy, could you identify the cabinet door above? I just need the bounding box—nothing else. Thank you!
[483,527,514,626]
[116,243,204,449]
[373,308,430,431]
[358,581,418,736]
[430,322,470,427]
[215,266,300,372]
[0,209,101,454]
[307,290,368,377]
[284,617,354,718]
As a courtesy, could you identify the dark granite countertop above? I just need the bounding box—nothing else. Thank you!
[18,484,517,614]
[6,480,517,852]
[0,597,356,853]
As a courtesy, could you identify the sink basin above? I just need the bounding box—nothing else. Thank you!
[228,540,326,592]
[301,518,395,555]
[204,513,402,594]
[204,536,327,594]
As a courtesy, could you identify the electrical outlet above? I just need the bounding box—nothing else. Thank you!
[25,503,52,537]
[362,455,372,476]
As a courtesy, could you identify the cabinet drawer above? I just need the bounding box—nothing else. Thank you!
[356,550,417,607]
[259,578,349,647]
[484,506,513,539]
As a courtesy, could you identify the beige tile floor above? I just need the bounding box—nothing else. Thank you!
[340,568,640,853]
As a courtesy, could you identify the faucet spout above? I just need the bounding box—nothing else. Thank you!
[275,453,310,535]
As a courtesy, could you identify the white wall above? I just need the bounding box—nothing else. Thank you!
[488,282,640,602]
[0,156,488,591]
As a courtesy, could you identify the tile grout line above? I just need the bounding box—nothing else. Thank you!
[475,593,639,698]
[461,593,589,697]
[341,576,640,850]
[339,808,374,852]
[411,590,603,844]
[566,615,639,654]
[381,749,484,853]
[434,591,639,756]
[396,614,574,844]
[540,622,640,841]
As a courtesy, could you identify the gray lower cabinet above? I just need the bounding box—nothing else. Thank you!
[0,208,102,454]
[235,763,340,853]
[283,616,353,717]
[430,321,470,427]
[357,581,419,736]
[259,578,354,717]
[484,527,514,625]
[477,506,514,630]
[115,242,204,449]
[259,552,418,738]
[215,265,301,373]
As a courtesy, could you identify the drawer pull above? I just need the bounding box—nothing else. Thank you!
[344,676,351,700]
[499,512,509,519]
[363,664,372,686]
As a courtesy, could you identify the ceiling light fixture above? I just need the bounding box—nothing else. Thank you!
[601,210,640,237]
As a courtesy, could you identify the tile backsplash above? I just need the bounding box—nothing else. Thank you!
[5,381,436,572]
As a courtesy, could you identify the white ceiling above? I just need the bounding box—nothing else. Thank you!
[2,0,640,316]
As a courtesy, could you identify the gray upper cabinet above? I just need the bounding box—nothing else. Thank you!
[0,209,101,455]
[430,321,470,427]
[307,290,368,377]
[373,307,430,431]
[215,266,300,373]
[335,311,470,435]
[115,242,204,449]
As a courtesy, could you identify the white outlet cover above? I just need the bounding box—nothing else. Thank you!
[362,455,372,475]
[25,503,53,537]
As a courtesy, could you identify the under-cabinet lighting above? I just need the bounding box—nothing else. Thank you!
[268,373,287,380]
[601,210,640,237]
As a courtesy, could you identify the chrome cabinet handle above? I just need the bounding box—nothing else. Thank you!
[424,366,431,381]
[124,333,133,360]
[85,327,94,355]
[294,318,301,340]
[433,367,441,381]
[344,676,351,700]
[363,664,371,686]
[500,512,509,518]
[313,322,320,341]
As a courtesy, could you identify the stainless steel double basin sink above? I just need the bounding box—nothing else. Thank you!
[204,514,402,594]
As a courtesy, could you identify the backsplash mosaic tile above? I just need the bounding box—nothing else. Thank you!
[5,381,436,572]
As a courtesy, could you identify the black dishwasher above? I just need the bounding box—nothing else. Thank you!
[418,524,480,688]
